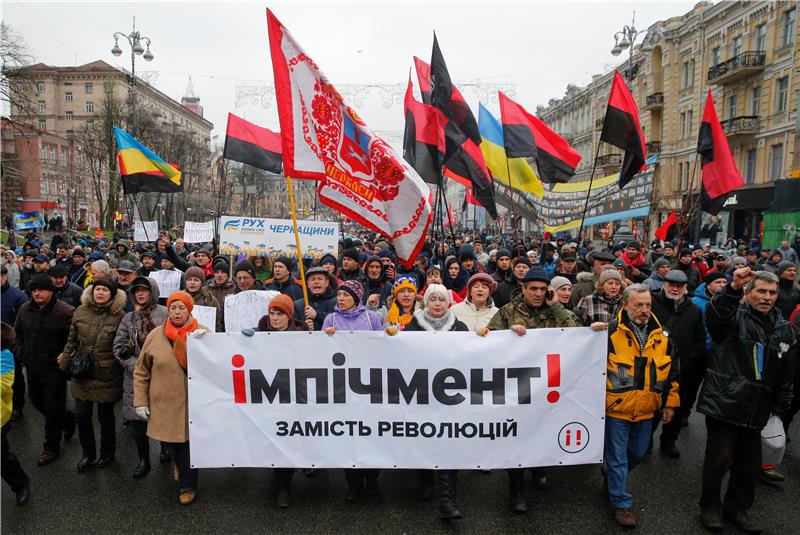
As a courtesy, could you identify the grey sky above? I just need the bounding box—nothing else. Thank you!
[5,1,699,140]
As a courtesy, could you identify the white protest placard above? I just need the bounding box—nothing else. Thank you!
[223,290,281,332]
[134,220,158,242]
[183,220,215,243]
[219,216,338,260]
[188,328,606,469]
[148,270,182,298]
[193,305,218,332]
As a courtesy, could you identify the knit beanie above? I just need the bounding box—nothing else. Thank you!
[185,266,206,282]
[653,257,671,269]
[274,256,294,271]
[339,279,365,303]
[423,283,451,305]
[392,274,418,297]
[495,248,512,260]
[92,277,119,298]
[213,259,230,273]
[703,272,728,286]
[166,290,194,313]
[550,276,573,291]
[732,256,747,266]
[235,260,256,279]
[27,273,56,292]
[268,294,295,319]
[319,253,338,267]
[776,260,796,277]
[599,265,623,284]
[342,248,360,263]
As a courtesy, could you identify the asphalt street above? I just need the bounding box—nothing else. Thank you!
[2,404,799,534]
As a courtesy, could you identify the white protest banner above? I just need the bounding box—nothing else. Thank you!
[223,290,281,332]
[183,220,215,243]
[148,270,182,298]
[134,220,158,242]
[193,305,217,332]
[188,329,606,469]
[219,216,338,260]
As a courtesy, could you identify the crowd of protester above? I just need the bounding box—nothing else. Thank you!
[1,226,799,532]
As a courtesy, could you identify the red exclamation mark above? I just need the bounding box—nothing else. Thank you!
[232,354,246,404]
[547,353,561,403]
[575,428,582,446]
[565,429,571,446]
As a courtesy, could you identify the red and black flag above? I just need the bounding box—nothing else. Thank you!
[443,135,498,219]
[121,163,182,194]
[413,56,433,105]
[403,77,446,185]
[600,71,647,189]
[223,113,283,174]
[697,90,744,215]
[655,210,678,241]
[498,91,581,183]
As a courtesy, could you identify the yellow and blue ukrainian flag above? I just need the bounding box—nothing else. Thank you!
[114,127,182,193]
[478,104,543,198]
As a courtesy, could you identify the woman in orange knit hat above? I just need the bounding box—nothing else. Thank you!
[133,290,210,505]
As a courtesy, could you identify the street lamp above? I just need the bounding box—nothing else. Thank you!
[611,11,648,82]
[111,17,153,136]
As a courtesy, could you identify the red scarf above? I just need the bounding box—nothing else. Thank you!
[164,316,198,370]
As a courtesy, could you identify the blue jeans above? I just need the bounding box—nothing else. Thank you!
[604,416,652,508]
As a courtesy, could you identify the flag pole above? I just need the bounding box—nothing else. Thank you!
[440,183,457,242]
[503,158,520,244]
[132,193,152,243]
[287,175,309,307]
[678,153,701,247]
[577,141,603,242]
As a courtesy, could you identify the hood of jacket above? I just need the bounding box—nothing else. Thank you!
[80,284,128,314]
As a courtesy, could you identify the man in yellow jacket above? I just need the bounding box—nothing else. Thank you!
[604,284,679,528]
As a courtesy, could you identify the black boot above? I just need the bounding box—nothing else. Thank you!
[133,434,151,478]
[159,442,171,463]
[417,470,435,501]
[275,469,294,508]
[344,469,363,502]
[438,470,462,520]
[508,469,528,513]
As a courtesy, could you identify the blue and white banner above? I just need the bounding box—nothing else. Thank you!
[13,211,46,230]
[187,328,606,469]
[218,216,338,260]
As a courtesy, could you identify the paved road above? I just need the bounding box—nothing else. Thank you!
[2,405,798,534]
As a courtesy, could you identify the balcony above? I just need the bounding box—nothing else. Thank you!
[707,51,765,84]
[645,141,662,155]
[644,92,664,110]
[597,153,623,174]
[721,115,760,137]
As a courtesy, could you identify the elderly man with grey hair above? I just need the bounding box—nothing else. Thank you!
[697,268,797,533]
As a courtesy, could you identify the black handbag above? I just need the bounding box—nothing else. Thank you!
[70,314,109,379]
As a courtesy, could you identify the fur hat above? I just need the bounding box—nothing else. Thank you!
[423,283,450,305]
[27,273,56,292]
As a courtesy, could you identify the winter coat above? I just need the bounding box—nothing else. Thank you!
[134,322,211,443]
[650,288,706,361]
[606,309,679,422]
[570,271,597,307]
[339,267,364,282]
[776,278,800,321]
[13,296,74,381]
[113,279,168,421]
[1,281,28,325]
[207,278,235,310]
[487,292,580,331]
[493,277,522,309]
[676,262,701,293]
[294,286,337,331]
[404,310,469,332]
[322,303,383,331]
[60,286,127,403]
[262,277,304,300]
[691,283,713,351]
[643,272,666,292]
[55,281,84,309]
[696,283,797,430]
[188,286,223,332]
[361,276,392,309]
[451,298,499,331]
[2,252,23,288]
[165,244,214,279]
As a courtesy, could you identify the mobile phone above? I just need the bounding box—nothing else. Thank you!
[546,289,554,301]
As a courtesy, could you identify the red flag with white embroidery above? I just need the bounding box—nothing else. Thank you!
[267,9,432,267]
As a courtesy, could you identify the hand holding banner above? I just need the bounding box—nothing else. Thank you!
[148,270,182,298]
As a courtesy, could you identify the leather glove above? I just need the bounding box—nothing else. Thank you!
[241,328,255,337]
[135,406,150,420]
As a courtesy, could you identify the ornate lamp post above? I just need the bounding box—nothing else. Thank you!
[111,17,153,136]
[610,12,652,82]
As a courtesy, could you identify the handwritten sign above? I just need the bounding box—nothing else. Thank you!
[148,270,183,298]
[219,216,338,260]
[184,220,215,243]
[193,305,218,333]
[223,290,280,332]
[134,220,158,242]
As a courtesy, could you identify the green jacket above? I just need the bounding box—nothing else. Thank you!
[487,292,580,330]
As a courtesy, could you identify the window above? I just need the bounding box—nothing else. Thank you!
[711,47,720,66]
[728,95,737,120]
[682,62,690,88]
[689,59,695,86]
[680,111,686,137]
[732,35,742,57]
[38,119,46,131]
[85,101,94,113]
[751,86,761,115]
[769,144,784,180]
[40,144,48,161]
[86,121,94,132]
[776,76,789,112]
[687,109,693,137]
[677,162,683,189]
[65,92,73,103]
[84,82,93,94]
[37,100,45,112]
[782,8,796,46]
[36,81,45,93]
[50,147,56,163]
[745,149,756,184]
[756,24,767,52]
[42,180,49,195]
[15,82,23,92]
[103,81,113,94]
[65,111,73,120]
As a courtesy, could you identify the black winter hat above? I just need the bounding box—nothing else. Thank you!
[91,277,119,297]
[521,268,550,284]
[703,272,728,286]
[235,260,257,279]
[495,248,512,260]
[273,256,294,271]
[342,248,360,263]
[28,273,56,292]
[48,265,68,277]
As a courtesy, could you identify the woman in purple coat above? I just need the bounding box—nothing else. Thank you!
[321,279,382,500]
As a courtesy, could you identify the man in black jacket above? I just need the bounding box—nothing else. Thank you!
[293,267,337,331]
[13,274,76,466]
[48,265,82,308]
[775,261,799,320]
[697,268,797,533]
[649,270,706,458]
